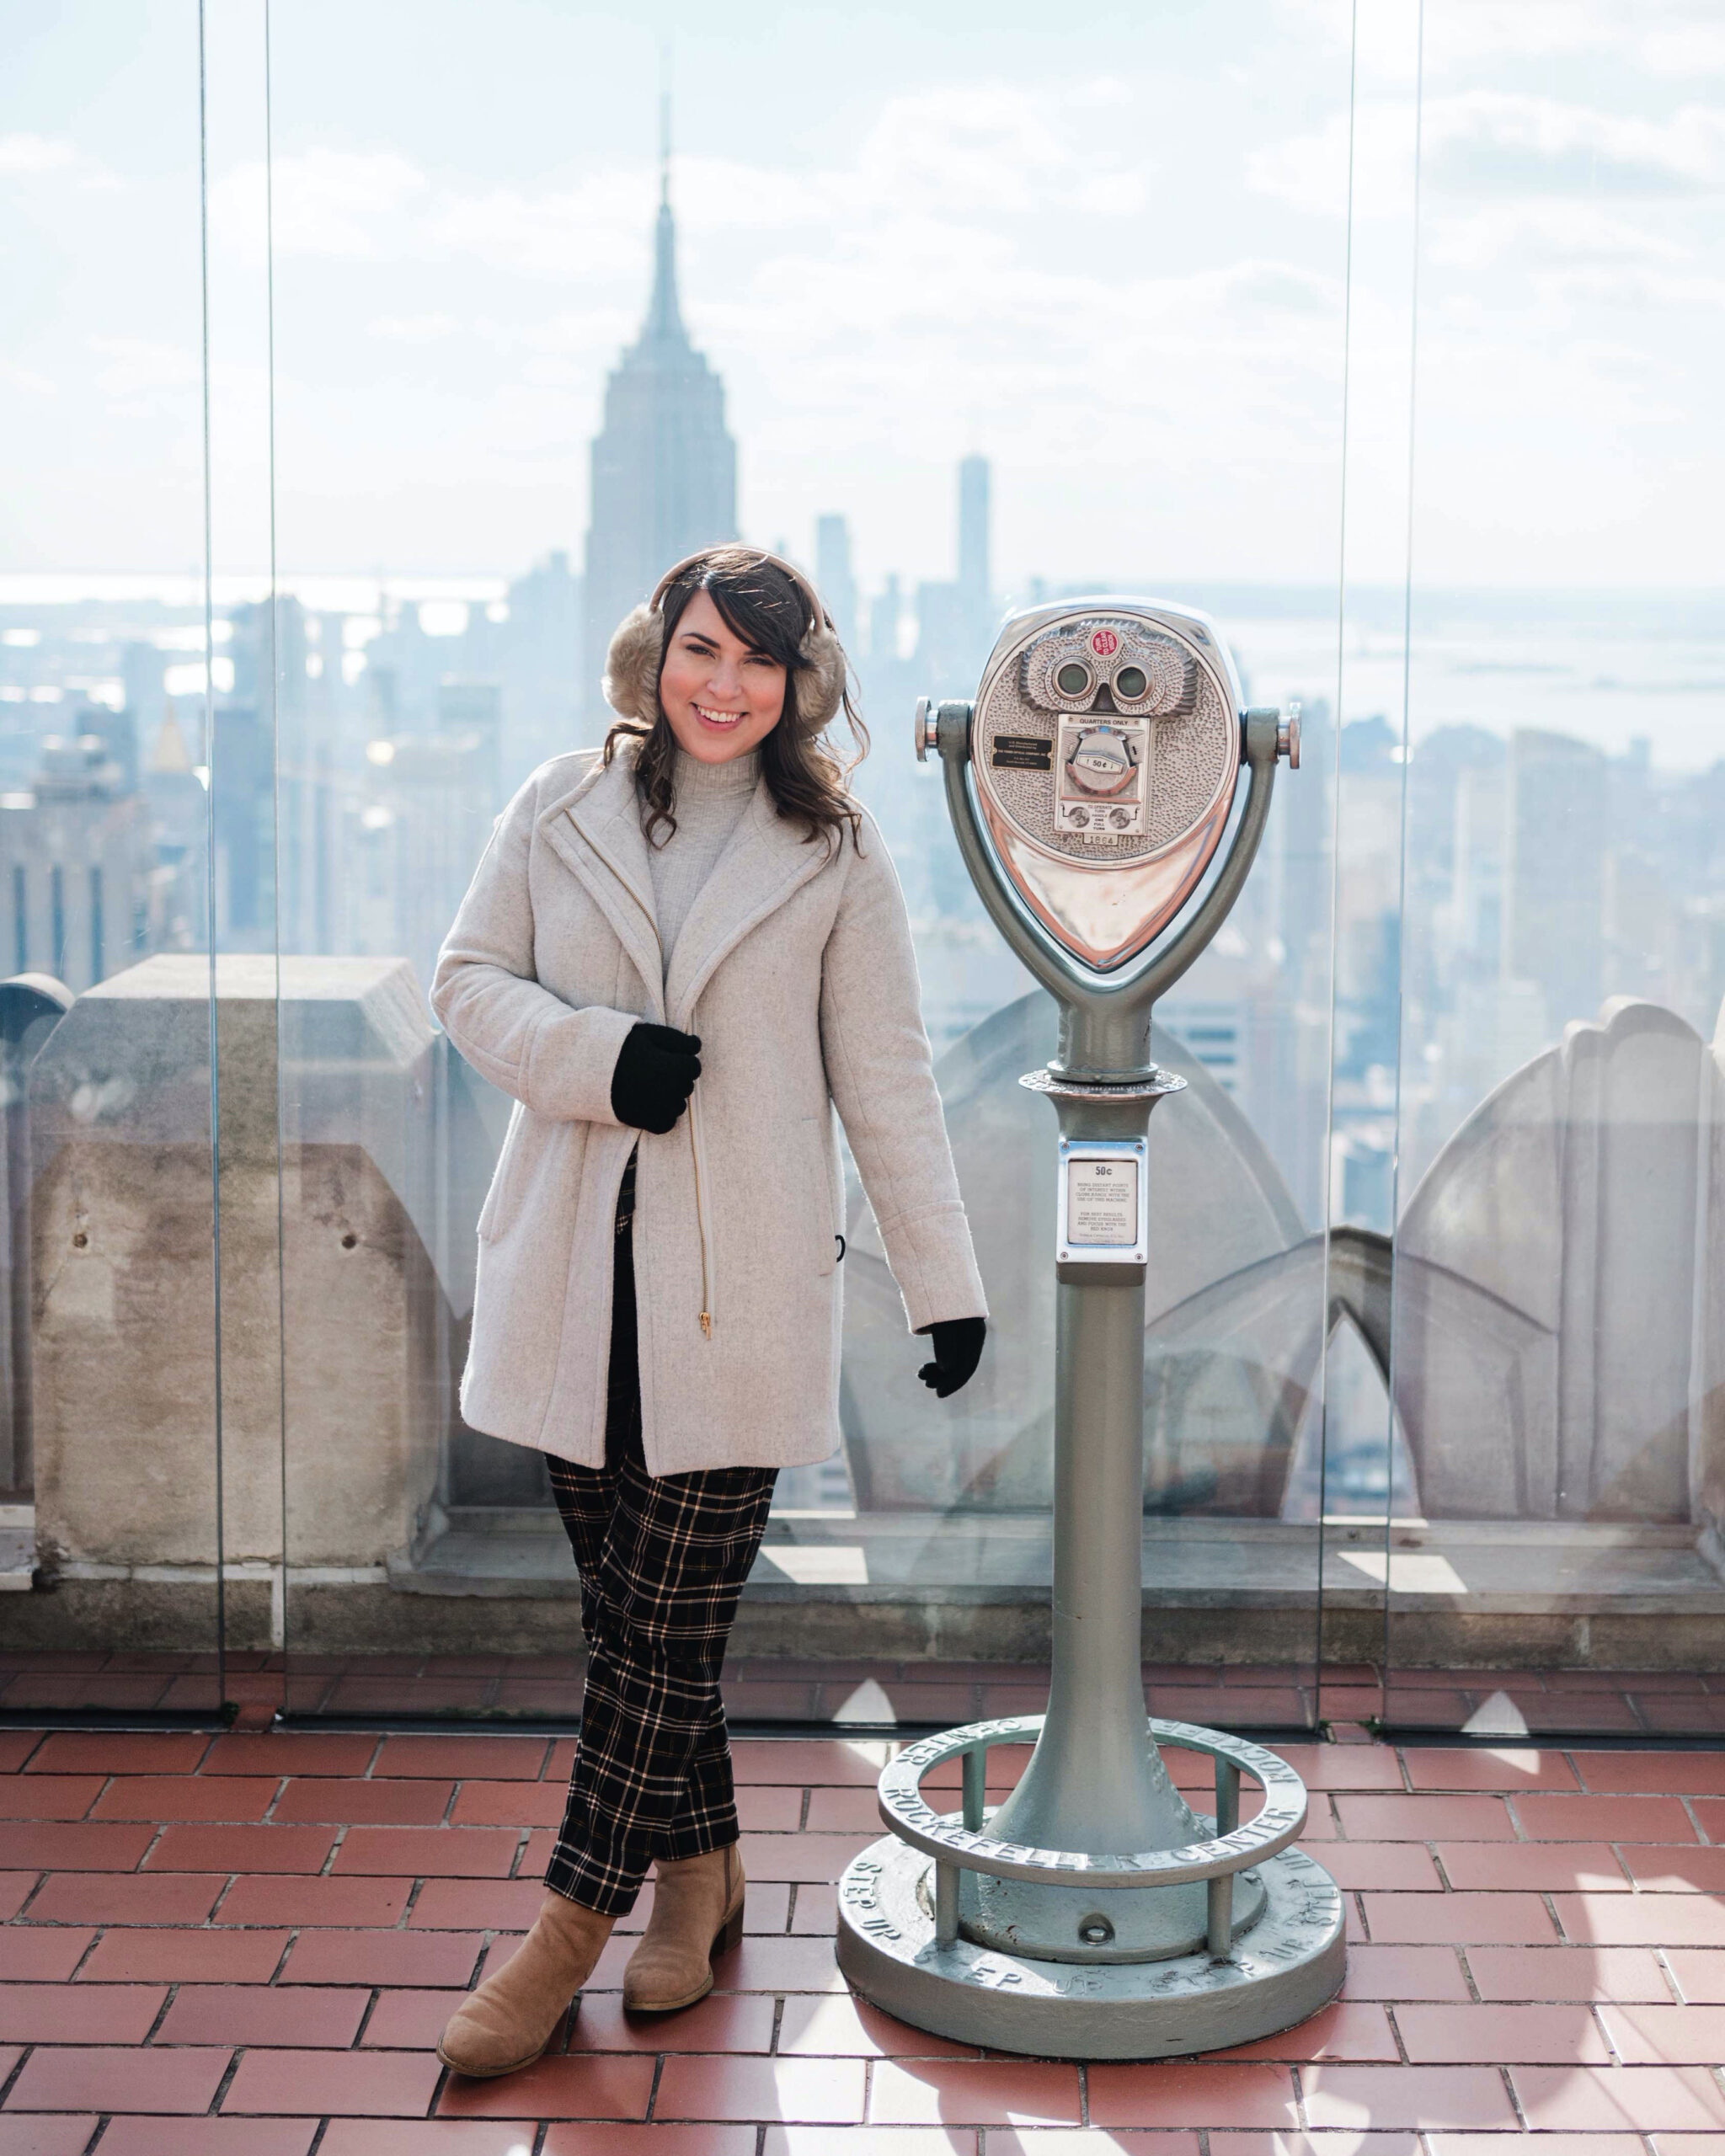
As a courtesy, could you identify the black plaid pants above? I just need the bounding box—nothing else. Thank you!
[544,1152,777,1916]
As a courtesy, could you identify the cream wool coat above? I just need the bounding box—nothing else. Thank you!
[430,742,987,1474]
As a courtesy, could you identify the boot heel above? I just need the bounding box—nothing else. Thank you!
[713,1899,745,1961]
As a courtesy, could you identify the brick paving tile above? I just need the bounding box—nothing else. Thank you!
[0,1734,44,1771]
[1359,1891,1559,1944]
[763,2136,976,2155]
[1429,2139,1644,2156]
[1392,2000,1611,2063]
[0,1929,93,1981]
[1509,2063,1725,2131]
[1553,1892,1725,1946]
[791,1883,838,1934]
[561,1990,777,2055]
[357,1987,463,2049]
[544,1740,578,1780]
[212,1875,410,1926]
[997,2136,1201,2155]
[1463,1945,1671,2002]
[738,1832,872,1882]
[1312,1844,1440,1892]
[512,1828,555,1874]
[0,2116,100,2155]
[1657,2143,1725,2156]
[96,2127,316,2156]
[1377,1692,1472,1729]
[22,1736,208,1779]
[435,2052,655,2120]
[374,1737,547,1781]
[409,1878,546,1930]
[199,1734,378,1777]
[1618,1846,1725,1892]
[1512,1793,1698,1841]
[331,1826,520,1876]
[867,2061,1080,2127]
[805,1789,893,1832]
[322,2126,546,2155]
[1664,1948,1725,2003]
[547,2131,755,2156]
[1573,1752,1725,1796]
[1691,1796,1725,1838]
[448,1780,564,1828]
[1332,1796,1511,1840]
[0,1825,153,1872]
[221,2047,443,2116]
[90,1777,273,1824]
[703,1935,847,1993]
[154,1981,370,2047]
[25,1872,224,1925]
[736,1787,804,1831]
[1400,1748,1580,1793]
[1339,1945,1471,2000]
[1208,2139,1413,2156]
[1596,2001,1725,2063]
[730,1742,889,1786]
[1148,1689,1306,1726]
[0,1877,34,1921]
[3,2045,230,2114]
[143,1823,335,1874]
[0,1780,103,1822]
[653,2053,866,2123]
[1086,2063,1299,2129]
[273,1777,453,1826]
[279,1927,483,1988]
[1300,2064,1519,2130]
[1436,1840,1628,1892]
[1206,2002,1400,2063]
[777,1993,980,2058]
[77,1928,289,1984]
[0,1983,165,2044]
[1277,1747,1402,1792]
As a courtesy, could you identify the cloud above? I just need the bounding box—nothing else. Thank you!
[366,312,458,342]
[1423,92,1725,197]
[0,132,120,189]
[212,147,428,262]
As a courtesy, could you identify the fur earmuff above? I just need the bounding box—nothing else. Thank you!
[601,604,665,724]
[603,592,848,730]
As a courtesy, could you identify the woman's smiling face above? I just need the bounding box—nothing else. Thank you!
[658,587,788,764]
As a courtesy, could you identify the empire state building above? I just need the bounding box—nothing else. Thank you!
[581,150,738,727]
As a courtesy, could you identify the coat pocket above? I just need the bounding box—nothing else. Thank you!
[804,1110,841,1278]
[477,1101,546,1244]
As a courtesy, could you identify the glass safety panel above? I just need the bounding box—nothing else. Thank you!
[257,0,1361,1737]
[1383,1,1725,1739]
[0,2,238,1721]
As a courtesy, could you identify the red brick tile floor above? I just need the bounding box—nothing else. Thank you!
[6,1716,1725,2148]
[8,1649,1725,1737]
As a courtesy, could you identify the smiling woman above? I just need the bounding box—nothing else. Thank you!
[427,540,988,2075]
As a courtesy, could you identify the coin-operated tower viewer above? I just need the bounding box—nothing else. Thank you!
[836,599,1343,2057]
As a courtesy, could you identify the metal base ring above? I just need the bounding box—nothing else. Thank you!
[838,1833,1345,2060]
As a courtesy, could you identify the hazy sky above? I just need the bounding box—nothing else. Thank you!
[3,0,1722,593]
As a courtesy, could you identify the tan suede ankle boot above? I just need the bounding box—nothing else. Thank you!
[437,1890,615,2077]
[622,1844,745,2014]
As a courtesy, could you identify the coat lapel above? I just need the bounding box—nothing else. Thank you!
[664,779,836,1031]
[538,750,666,1022]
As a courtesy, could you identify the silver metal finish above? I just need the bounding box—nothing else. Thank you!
[841,596,1339,2056]
[837,1832,1346,2061]
[914,696,937,760]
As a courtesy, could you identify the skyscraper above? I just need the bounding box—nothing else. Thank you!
[581,118,737,730]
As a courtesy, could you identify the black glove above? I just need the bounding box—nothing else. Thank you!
[610,1022,702,1135]
[916,1315,986,1399]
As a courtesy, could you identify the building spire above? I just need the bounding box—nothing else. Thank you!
[645,51,685,343]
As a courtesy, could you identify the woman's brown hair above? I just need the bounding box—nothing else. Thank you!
[602,545,868,850]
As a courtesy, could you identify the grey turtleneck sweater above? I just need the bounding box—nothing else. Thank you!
[645,747,761,967]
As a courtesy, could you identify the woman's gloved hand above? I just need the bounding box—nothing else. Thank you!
[916,1315,987,1399]
[610,1022,702,1135]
